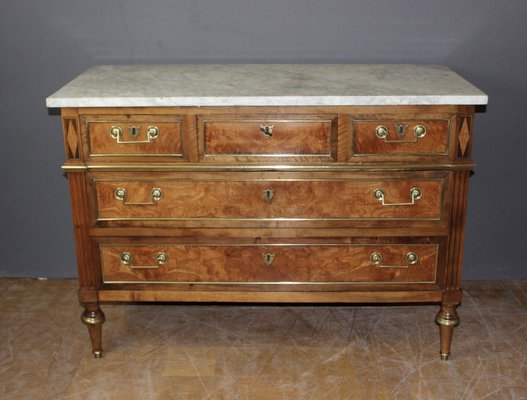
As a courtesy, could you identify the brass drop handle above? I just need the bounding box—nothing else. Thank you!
[262,253,276,266]
[120,251,168,269]
[110,125,160,143]
[263,188,275,203]
[375,124,427,142]
[373,187,422,206]
[114,187,163,205]
[260,124,274,139]
[370,251,419,268]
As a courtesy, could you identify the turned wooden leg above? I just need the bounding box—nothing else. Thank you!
[81,303,106,358]
[435,304,459,361]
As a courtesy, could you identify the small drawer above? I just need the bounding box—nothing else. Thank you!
[83,115,185,158]
[351,116,452,158]
[198,115,337,162]
[100,242,439,284]
[94,177,444,222]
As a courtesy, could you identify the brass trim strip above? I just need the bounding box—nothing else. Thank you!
[202,154,334,158]
[201,119,336,123]
[102,279,438,285]
[80,163,476,170]
[93,176,447,183]
[100,243,439,248]
[96,216,442,221]
[90,153,184,157]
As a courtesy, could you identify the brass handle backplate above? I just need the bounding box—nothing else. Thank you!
[120,251,168,269]
[373,187,422,206]
[260,124,274,139]
[114,187,163,205]
[375,124,427,143]
[370,251,419,268]
[110,125,160,144]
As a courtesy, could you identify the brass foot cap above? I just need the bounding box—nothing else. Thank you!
[93,350,103,359]
[440,352,450,361]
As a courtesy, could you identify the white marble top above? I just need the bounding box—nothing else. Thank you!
[46,64,488,107]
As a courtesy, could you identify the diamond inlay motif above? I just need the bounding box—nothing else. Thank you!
[66,120,79,159]
[459,117,470,156]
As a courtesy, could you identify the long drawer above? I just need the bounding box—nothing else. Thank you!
[100,242,439,284]
[94,176,445,222]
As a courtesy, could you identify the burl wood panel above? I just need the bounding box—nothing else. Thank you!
[85,115,184,157]
[200,115,336,162]
[94,178,443,221]
[101,243,438,283]
[352,118,450,156]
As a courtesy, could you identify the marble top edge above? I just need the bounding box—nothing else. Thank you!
[46,64,488,107]
[45,95,488,108]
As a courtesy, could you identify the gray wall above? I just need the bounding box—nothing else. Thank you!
[1,0,526,279]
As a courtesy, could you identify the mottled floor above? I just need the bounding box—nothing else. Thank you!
[0,280,525,399]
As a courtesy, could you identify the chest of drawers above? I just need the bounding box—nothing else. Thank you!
[47,64,487,360]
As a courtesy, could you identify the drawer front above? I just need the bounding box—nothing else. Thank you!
[351,117,451,157]
[199,115,337,162]
[101,243,439,284]
[84,115,184,157]
[95,178,444,221]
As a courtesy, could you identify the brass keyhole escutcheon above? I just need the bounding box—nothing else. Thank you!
[262,253,275,266]
[263,188,275,203]
[260,124,274,139]
[395,124,409,138]
[128,126,141,139]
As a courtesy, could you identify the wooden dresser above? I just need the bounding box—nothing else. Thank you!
[46,64,487,360]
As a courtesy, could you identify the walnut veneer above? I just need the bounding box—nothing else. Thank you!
[58,103,477,360]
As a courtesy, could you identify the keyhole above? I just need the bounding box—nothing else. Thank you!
[262,253,275,266]
[128,126,141,139]
[263,189,275,203]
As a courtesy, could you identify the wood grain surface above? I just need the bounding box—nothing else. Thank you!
[352,119,450,155]
[94,177,443,221]
[85,115,184,157]
[202,117,334,157]
[101,243,438,284]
